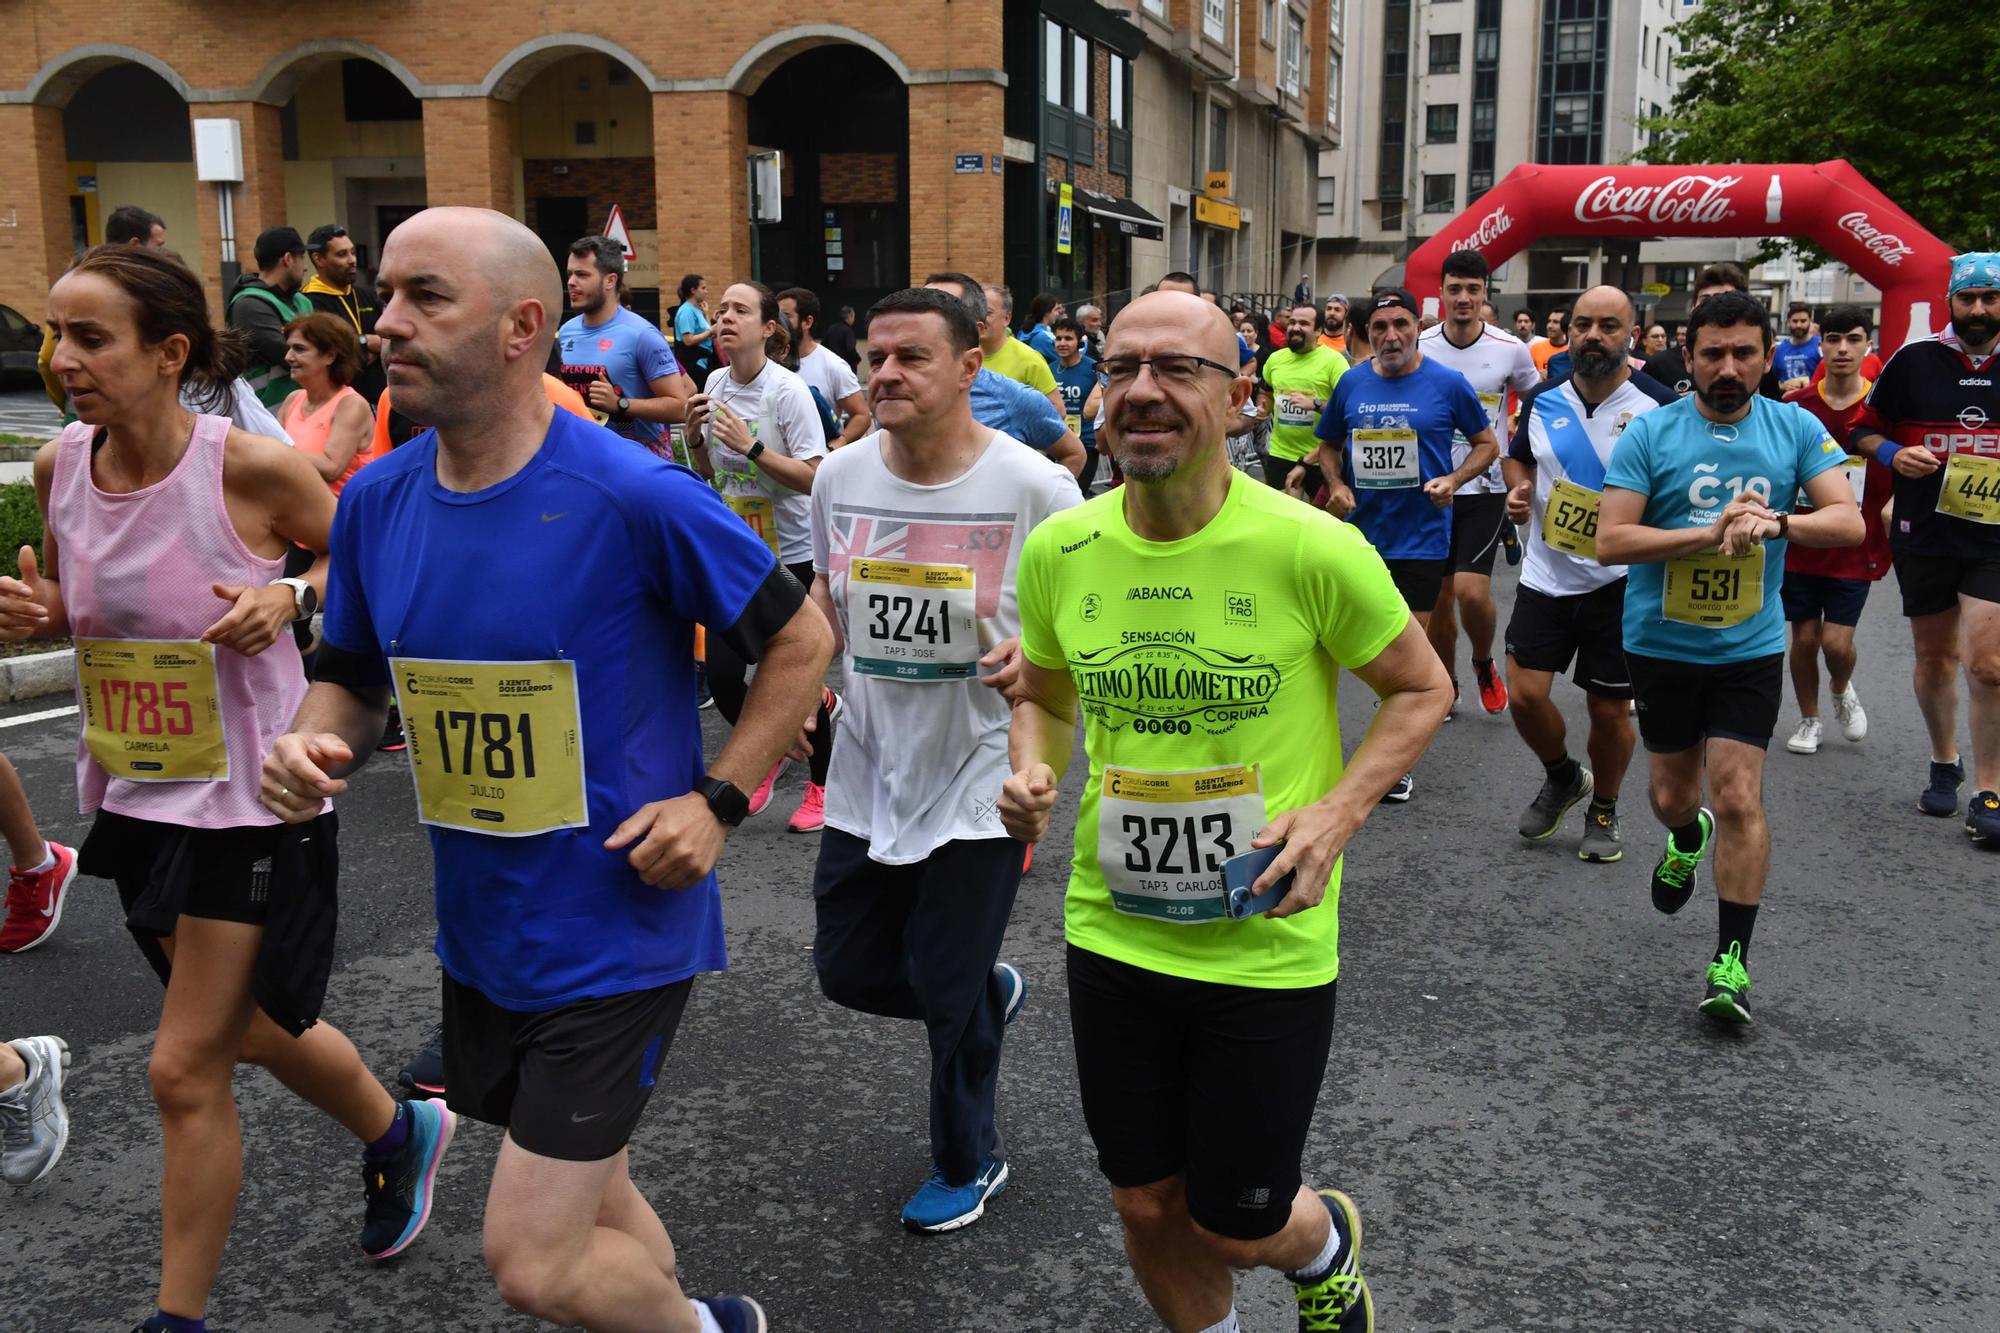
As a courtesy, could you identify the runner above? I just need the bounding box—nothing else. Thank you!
[979,285,1064,412]
[1310,289,1498,801]
[1500,286,1676,861]
[0,744,78,954]
[807,286,1078,1232]
[682,281,838,832]
[0,1032,68,1184]
[1774,303,1821,392]
[778,286,871,447]
[1530,309,1568,378]
[1779,306,1887,755]
[12,242,451,1333]
[1419,251,1542,716]
[1258,302,1349,497]
[922,274,1086,479]
[1049,316,1105,492]
[277,312,374,495]
[1000,289,1450,1333]
[1596,291,1864,1024]
[1320,294,1351,357]
[557,237,690,457]
[261,207,828,1333]
[1641,263,1785,401]
[1851,252,2000,839]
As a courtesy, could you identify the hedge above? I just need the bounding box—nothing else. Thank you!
[0,482,44,582]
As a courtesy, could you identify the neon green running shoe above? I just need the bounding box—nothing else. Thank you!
[1295,1189,1373,1332]
[1699,941,1753,1025]
[1649,807,1713,915]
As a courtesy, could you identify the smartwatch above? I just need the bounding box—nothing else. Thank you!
[616,395,631,418]
[747,440,767,462]
[695,775,750,827]
[271,577,318,622]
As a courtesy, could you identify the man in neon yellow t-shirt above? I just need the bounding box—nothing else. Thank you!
[1259,302,1349,496]
[1000,291,1451,1332]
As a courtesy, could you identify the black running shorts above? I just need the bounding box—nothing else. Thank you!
[443,973,693,1162]
[1626,651,1784,753]
[1505,580,1632,699]
[1066,943,1337,1242]
[1383,557,1451,612]
[1449,492,1510,577]
[84,810,289,928]
[1891,552,2000,619]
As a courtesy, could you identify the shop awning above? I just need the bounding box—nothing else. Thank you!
[1076,187,1166,241]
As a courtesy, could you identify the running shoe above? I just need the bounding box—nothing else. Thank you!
[1649,808,1713,915]
[396,1023,446,1096]
[902,1156,1009,1233]
[689,1296,768,1333]
[361,1097,455,1260]
[1577,804,1622,863]
[1832,686,1867,742]
[0,841,77,954]
[1381,773,1414,803]
[1699,942,1752,1025]
[1441,681,1458,724]
[1475,659,1508,714]
[786,782,826,833]
[1501,523,1523,566]
[1920,759,1964,817]
[995,961,1027,1025]
[1022,843,1034,873]
[0,1035,69,1185]
[1293,1189,1372,1332]
[696,664,715,710]
[1518,765,1591,841]
[377,705,407,753]
[746,757,791,818]
[1967,791,2000,844]
[1785,717,1822,755]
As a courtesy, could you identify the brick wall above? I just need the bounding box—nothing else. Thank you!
[0,104,73,318]
[189,102,287,313]
[422,97,513,211]
[907,80,1003,283]
[820,153,898,205]
[522,158,658,233]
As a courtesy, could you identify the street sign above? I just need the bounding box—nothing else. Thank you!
[1644,282,1672,297]
[602,204,636,262]
[1057,184,1073,256]
[1195,195,1241,230]
[955,153,984,174]
[1204,171,1232,199]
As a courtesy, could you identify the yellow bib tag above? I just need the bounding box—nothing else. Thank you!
[1351,428,1421,489]
[1098,764,1265,923]
[723,493,781,555]
[392,658,588,836]
[1936,454,2000,525]
[75,638,228,782]
[1065,413,1082,436]
[1541,478,1602,561]
[846,560,981,681]
[1662,552,1764,627]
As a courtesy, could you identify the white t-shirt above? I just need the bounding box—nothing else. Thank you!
[795,344,861,419]
[810,429,1081,863]
[1418,322,1541,494]
[182,378,294,446]
[703,361,827,566]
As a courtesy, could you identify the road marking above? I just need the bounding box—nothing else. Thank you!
[0,704,77,729]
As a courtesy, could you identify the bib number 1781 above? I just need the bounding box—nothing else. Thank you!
[430,710,538,780]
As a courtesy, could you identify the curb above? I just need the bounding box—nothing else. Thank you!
[1,648,72,702]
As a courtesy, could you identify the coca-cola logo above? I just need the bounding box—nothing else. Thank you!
[1836,211,1913,267]
[1573,173,1742,226]
[1452,205,1512,252]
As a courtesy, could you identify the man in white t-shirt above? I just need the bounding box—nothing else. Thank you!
[808,287,1079,1236]
[780,285,870,448]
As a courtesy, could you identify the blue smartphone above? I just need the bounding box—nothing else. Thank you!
[1223,844,1293,920]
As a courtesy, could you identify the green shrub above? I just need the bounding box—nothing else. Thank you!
[0,482,45,582]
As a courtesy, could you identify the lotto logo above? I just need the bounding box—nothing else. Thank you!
[1225,591,1256,625]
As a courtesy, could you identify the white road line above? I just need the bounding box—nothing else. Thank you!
[0,704,76,729]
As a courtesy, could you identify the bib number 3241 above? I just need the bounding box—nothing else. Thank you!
[846,560,981,681]
[391,658,588,835]
[1098,764,1266,923]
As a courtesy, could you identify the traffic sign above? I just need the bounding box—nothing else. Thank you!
[602,204,636,262]
[1057,184,1073,256]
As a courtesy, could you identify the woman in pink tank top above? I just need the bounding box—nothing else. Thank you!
[0,245,452,1326]
[278,311,374,495]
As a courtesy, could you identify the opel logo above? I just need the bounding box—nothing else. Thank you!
[1961,406,1990,431]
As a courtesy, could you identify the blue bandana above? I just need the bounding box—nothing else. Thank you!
[1949,252,2000,295]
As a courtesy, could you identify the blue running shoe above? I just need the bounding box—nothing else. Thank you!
[1502,523,1523,566]
[361,1096,455,1260]
[995,962,1027,1025]
[901,1156,1009,1233]
[1920,759,1964,817]
[1967,790,2000,844]
[690,1296,767,1333]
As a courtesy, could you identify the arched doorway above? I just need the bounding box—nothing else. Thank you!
[60,62,194,254]
[745,44,909,315]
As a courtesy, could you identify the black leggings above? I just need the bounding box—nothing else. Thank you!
[708,560,834,786]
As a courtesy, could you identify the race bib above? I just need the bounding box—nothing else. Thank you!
[392,658,588,836]
[1541,478,1601,561]
[846,560,980,681]
[1275,393,1318,428]
[1796,457,1867,511]
[75,638,227,782]
[1478,392,1505,431]
[723,493,781,555]
[1936,453,2000,525]
[1351,428,1420,489]
[1065,413,1082,437]
[1662,551,1764,627]
[1098,764,1265,923]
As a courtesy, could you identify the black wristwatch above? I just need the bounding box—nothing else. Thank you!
[695,775,750,827]
[615,395,631,418]
[747,440,766,462]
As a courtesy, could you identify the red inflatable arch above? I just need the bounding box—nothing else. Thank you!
[1404,160,1955,357]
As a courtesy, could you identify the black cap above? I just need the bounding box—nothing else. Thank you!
[253,226,307,269]
[1369,288,1421,319]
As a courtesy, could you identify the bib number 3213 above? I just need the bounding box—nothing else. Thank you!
[391,658,588,835]
[1098,764,1266,923]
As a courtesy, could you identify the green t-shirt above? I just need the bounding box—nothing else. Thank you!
[1261,345,1351,462]
[1017,469,1409,988]
[984,336,1061,399]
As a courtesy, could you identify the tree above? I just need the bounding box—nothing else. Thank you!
[1639,0,1997,262]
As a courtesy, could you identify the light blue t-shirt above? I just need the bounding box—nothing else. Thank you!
[556,307,682,448]
[970,367,1066,451]
[1604,394,1844,664]
[1052,358,1098,449]
[673,301,711,346]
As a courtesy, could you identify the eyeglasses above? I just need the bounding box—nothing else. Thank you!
[1097,354,1238,386]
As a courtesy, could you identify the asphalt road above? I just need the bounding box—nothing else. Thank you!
[2,567,1996,1332]
[0,387,61,440]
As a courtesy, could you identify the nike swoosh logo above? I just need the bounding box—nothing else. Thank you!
[542,511,568,523]
[570,1110,604,1123]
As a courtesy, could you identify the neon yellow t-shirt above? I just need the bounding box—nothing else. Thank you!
[1262,345,1351,462]
[1017,469,1410,988]
[985,337,1061,398]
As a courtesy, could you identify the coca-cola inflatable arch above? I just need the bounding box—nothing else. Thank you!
[1404,160,1954,356]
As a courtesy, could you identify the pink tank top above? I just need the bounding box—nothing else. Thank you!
[282,385,368,495]
[51,414,310,828]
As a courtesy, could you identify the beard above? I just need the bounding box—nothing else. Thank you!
[1572,342,1628,379]
[1287,331,1310,352]
[1695,377,1751,414]
[1954,314,1997,347]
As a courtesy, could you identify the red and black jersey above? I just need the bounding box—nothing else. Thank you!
[1788,381,1891,581]
[1851,329,2000,558]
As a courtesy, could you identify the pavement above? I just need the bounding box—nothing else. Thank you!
[0,387,61,443]
[3,571,1998,1331]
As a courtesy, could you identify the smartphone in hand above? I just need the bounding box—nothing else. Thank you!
[1223,844,1293,920]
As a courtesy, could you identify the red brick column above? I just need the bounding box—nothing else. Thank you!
[0,104,77,320]
[651,89,752,286]
[189,102,288,313]
[422,97,515,212]
[906,80,1005,285]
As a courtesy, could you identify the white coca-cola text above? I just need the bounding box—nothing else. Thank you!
[1452,205,1512,252]
[1836,211,1913,267]
[1573,173,1742,226]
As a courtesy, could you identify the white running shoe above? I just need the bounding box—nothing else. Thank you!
[0,1035,69,1185]
[1833,686,1868,742]
[1786,717,1823,755]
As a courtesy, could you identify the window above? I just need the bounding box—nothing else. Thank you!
[1071,33,1090,114]
[1317,176,1336,213]
[1110,55,1128,128]
[1330,0,1343,31]
[1109,53,1133,174]
[1043,21,1063,106]
[1474,28,1499,62]
[1204,0,1227,43]
[1429,34,1461,73]
[1209,102,1230,174]
[1642,26,1650,69]
[1554,20,1595,62]
[1422,173,1456,213]
[1377,200,1404,232]
[1551,93,1592,136]
[1262,0,1276,44]
[1327,51,1342,129]
[1282,12,1305,96]
[1144,0,1164,13]
[1425,103,1459,143]
[574,120,596,146]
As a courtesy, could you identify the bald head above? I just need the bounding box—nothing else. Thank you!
[1099,291,1248,483]
[1567,284,1636,381]
[1573,284,1634,327]
[1110,290,1241,368]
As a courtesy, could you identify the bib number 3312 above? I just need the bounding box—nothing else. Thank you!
[391,658,588,835]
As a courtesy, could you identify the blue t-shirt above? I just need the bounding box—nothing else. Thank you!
[970,367,1066,451]
[1603,394,1843,664]
[323,409,778,1009]
[1773,335,1822,385]
[1052,358,1098,448]
[1020,323,1059,374]
[556,307,682,448]
[1316,356,1490,560]
[673,301,712,346]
